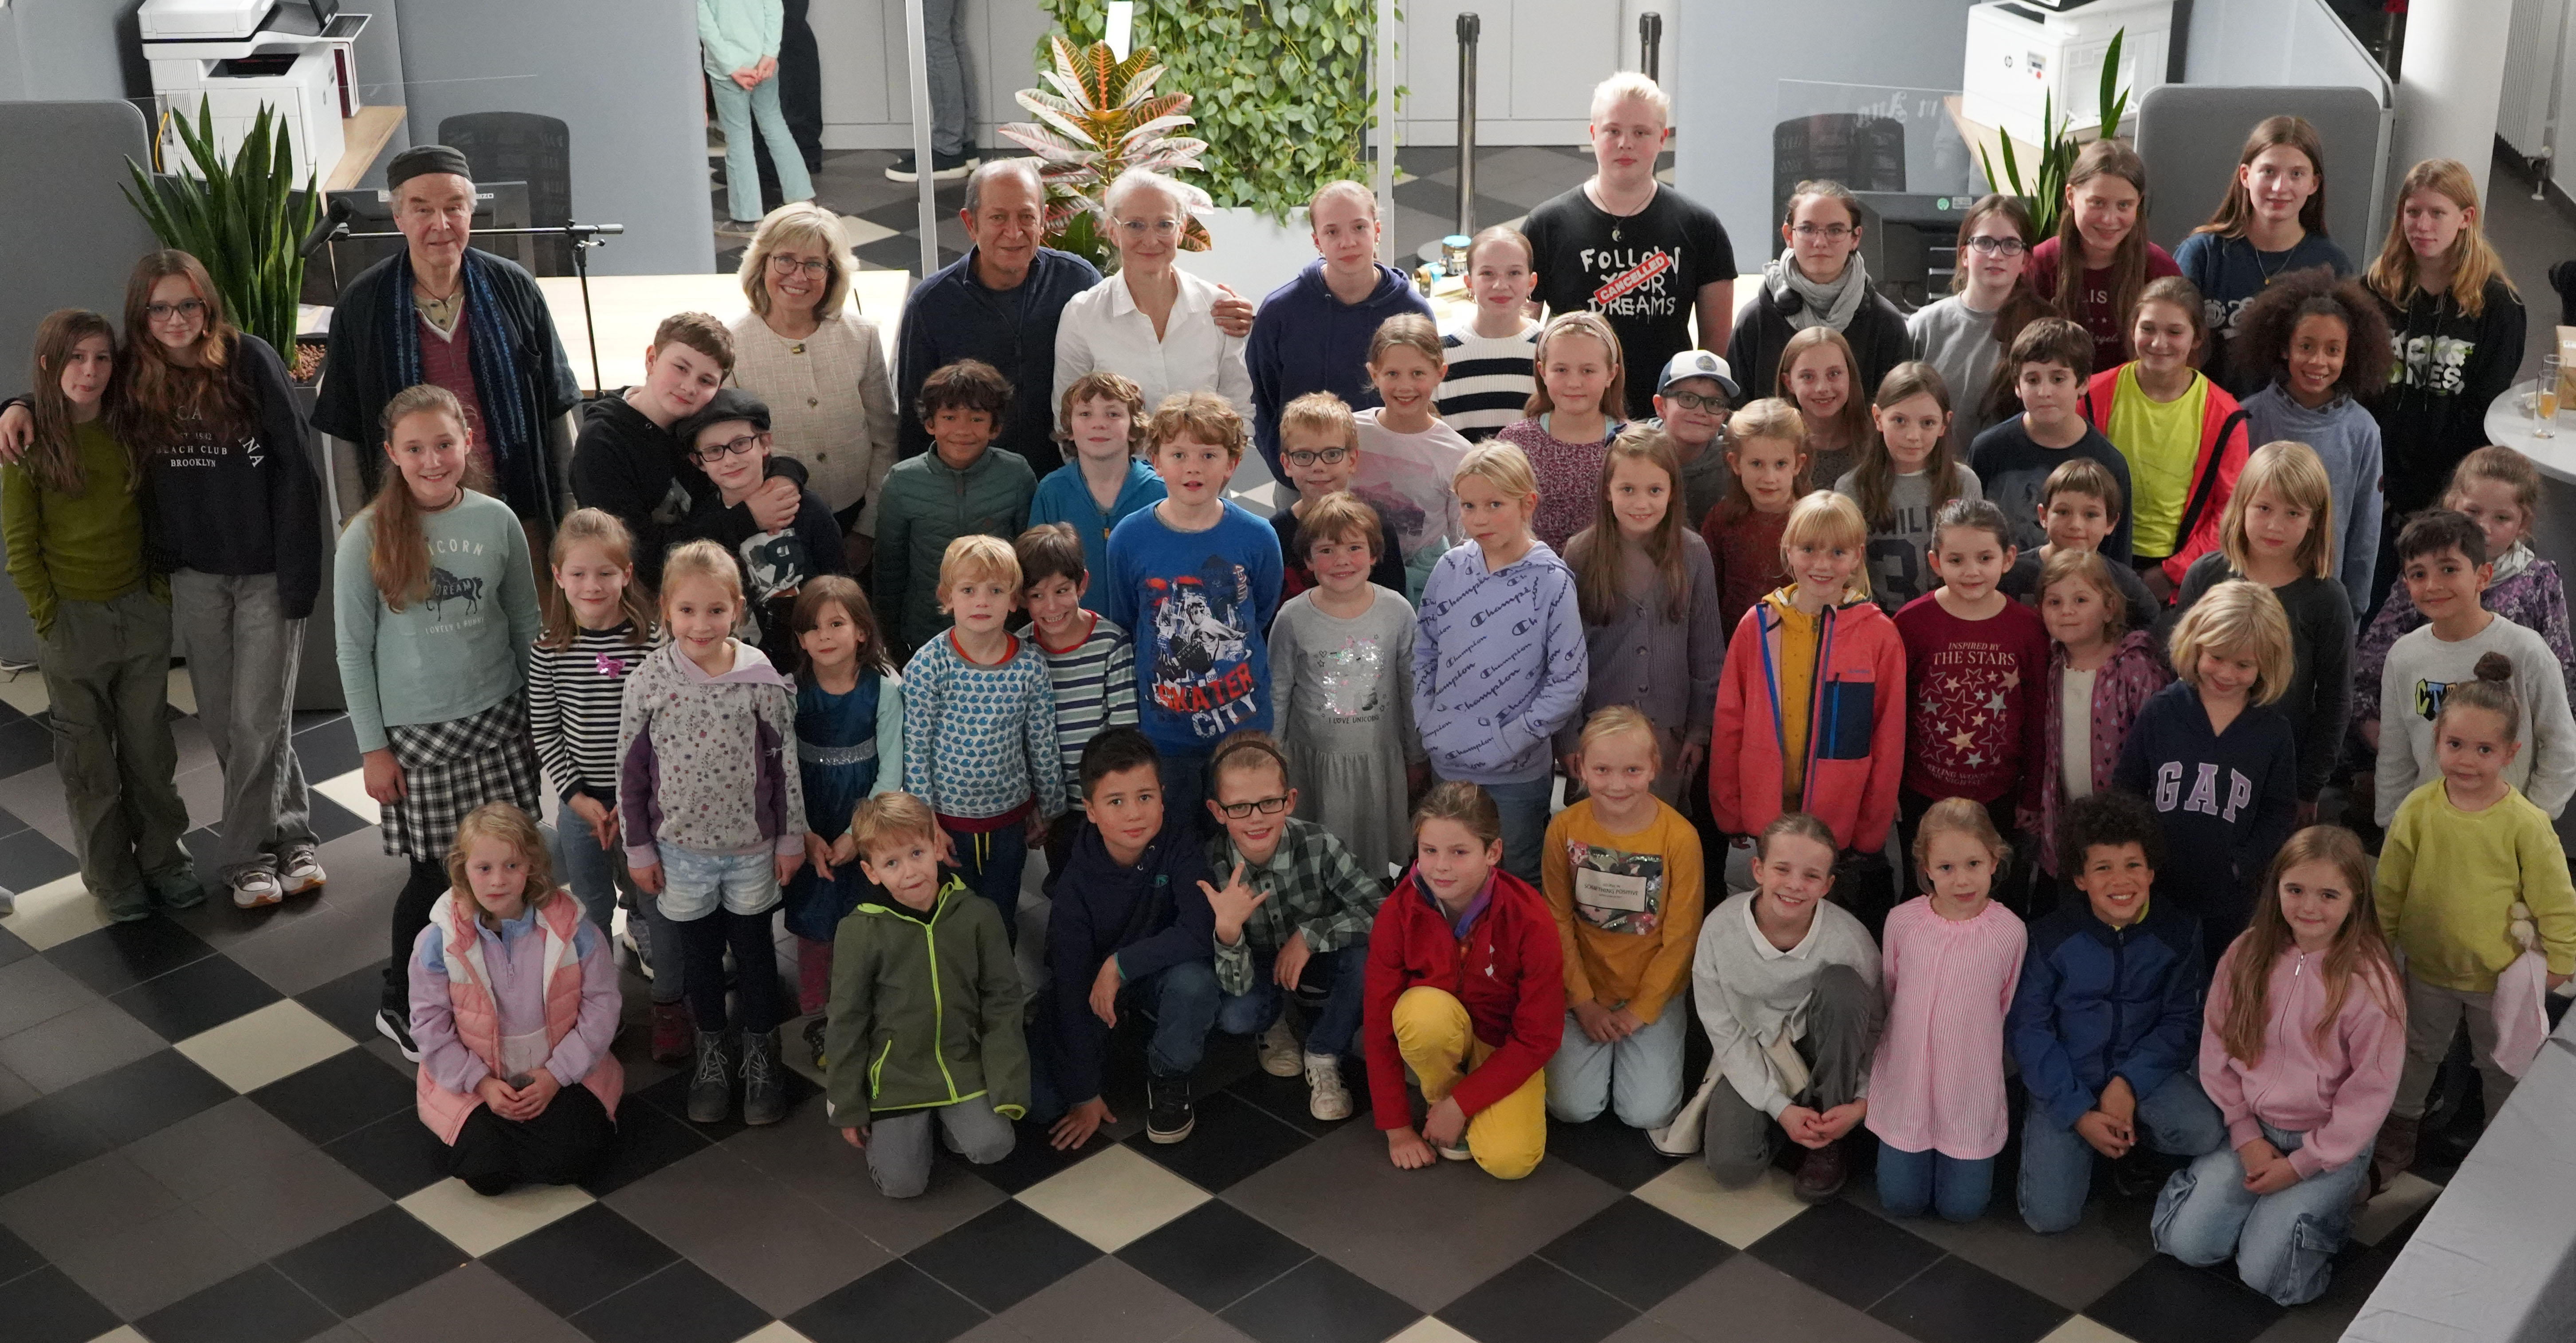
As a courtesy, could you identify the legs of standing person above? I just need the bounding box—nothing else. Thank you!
[919,0,970,158]
[707,77,762,223]
[41,593,192,909]
[1158,751,1210,837]
[1893,788,1933,911]
[1041,807,1080,896]
[1390,986,1547,1178]
[745,76,812,206]
[546,819,619,935]
[382,858,452,1017]
[1481,775,1552,886]
[172,570,312,895]
[2393,977,2514,1122]
[943,823,1029,946]
[2155,1123,2366,1306]
[665,847,754,1033]
[447,1083,614,1196]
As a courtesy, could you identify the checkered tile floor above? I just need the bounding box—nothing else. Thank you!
[0,667,2455,1343]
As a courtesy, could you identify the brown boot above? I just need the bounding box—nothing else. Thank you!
[2371,1113,2420,1195]
[1795,1139,1848,1203]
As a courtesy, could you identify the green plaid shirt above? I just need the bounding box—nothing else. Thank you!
[1206,816,1386,996]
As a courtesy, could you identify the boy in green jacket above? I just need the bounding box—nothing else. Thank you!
[826,792,1029,1197]
[875,359,1038,655]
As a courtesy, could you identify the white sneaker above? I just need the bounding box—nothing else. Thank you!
[1304,1052,1351,1121]
[278,845,325,896]
[1258,1017,1302,1077]
[1437,1141,1474,1162]
[230,868,283,909]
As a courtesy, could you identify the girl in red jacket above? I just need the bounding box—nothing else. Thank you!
[1709,491,1906,889]
[2083,275,2251,601]
[1366,781,1566,1179]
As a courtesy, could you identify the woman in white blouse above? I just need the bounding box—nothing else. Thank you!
[1052,169,1256,432]
[729,203,901,563]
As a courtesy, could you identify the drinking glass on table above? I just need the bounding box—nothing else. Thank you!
[2539,355,2562,439]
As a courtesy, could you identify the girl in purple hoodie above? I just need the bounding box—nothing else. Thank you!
[2033,549,2171,894]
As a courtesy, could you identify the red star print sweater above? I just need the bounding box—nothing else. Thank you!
[1891,593,2050,809]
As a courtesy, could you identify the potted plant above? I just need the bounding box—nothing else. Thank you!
[125,97,322,382]
[1979,29,2133,239]
[995,35,1214,273]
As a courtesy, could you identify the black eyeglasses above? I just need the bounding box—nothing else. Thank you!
[1214,795,1292,819]
[145,298,207,322]
[1660,389,1727,413]
[1791,223,1853,240]
[694,432,767,463]
[1284,447,1351,467]
[1963,236,2028,257]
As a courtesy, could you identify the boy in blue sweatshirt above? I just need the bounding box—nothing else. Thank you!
[1245,180,1437,485]
[1034,728,1228,1150]
[2009,792,2225,1234]
[1099,393,1284,825]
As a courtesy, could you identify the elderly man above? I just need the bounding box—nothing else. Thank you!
[313,144,583,521]
[895,158,1250,479]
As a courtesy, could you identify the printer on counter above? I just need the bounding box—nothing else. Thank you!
[140,0,369,181]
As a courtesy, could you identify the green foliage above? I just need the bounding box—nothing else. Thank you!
[123,97,318,359]
[1036,0,1391,225]
[995,36,1215,270]
[1978,27,2129,240]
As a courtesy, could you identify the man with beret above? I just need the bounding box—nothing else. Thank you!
[313,144,584,525]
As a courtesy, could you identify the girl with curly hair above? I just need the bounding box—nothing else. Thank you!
[2230,270,2394,613]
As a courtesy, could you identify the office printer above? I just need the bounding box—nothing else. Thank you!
[140,0,368,181]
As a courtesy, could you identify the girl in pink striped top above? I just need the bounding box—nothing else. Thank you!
[1866,798,2028,1221]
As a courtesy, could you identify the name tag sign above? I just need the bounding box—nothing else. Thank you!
[1577,868,1651,913]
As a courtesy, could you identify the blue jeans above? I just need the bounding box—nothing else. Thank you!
[1877,1145,1996,1223]
[1545,999,1688,1129]
[2019,1071,2227,1234]
[944,822,1029,946]
[1026,957,1223,1122]
[707,72,813,221]
[1212,943,1368,1058]
[2153,1122,2368,1307]
[1479,775,1553,885]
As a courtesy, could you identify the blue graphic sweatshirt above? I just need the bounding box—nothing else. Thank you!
[1099,500,1284,755]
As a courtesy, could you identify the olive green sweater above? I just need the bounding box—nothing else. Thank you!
[823,876,1030,1122]
[1,419,159,637]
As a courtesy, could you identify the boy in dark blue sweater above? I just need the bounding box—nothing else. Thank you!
[1034,728,1228,1149]
[2009,792,2225,1234]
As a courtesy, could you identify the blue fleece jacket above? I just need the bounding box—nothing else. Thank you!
[1029,458,1166,596]
[1412,540,1588,785]
[2007,896,2208,1131]
[1245,259,1436,480]
[1043,815,1216,1103]
[2111,681,2299,941]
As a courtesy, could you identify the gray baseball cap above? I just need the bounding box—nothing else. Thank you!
[1654,349,1740,401]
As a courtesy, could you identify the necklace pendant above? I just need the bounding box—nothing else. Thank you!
[1611,226,1622,242]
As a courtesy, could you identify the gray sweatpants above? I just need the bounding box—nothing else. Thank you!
[171,570,313,878]
[1702,962,1882,1187]
[866,1094,1015,1198]
[39,589,192,898]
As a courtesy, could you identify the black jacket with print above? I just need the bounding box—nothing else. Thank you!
[2371,275,2525,514]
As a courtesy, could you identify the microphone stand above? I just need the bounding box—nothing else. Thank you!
[325,222,626,391]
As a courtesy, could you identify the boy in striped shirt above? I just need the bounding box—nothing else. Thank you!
[1017,523,1139,888]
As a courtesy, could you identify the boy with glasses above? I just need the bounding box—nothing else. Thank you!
[1271,393,1408,599]
[673,389,846,664]
[1643,350,1743,533]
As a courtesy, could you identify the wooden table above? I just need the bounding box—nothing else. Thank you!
[534,270,915,393]
[326,106,404,192]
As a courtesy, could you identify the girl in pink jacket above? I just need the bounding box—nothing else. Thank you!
[2151,825,2403,1306]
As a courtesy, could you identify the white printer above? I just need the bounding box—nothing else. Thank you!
[1962,0,2172,148]
[140,0,368,183]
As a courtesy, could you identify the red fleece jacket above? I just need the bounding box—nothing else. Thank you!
[1364,868,1564,1127]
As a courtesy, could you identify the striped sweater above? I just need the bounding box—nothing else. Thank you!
[526,621,649,803]
[900,631,1068,827]
[1032,613,1139,812]
[1434,324,1540,442]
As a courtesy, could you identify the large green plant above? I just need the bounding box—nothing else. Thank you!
[1036,0,1387,224]
[124,97,318,359]
[996,35,1215,271]
[1979,28,2131,240]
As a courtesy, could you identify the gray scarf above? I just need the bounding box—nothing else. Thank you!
[1766,250,1870,334]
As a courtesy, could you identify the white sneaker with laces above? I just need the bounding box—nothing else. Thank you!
[230,868,283,909]
[1258,1017,1303,1077]
[278,845,325,896]
[1303,1052,1351,1121]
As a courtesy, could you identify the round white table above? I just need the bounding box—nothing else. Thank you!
[2482,378,2576,484]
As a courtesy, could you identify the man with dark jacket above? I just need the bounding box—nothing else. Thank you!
[1245,181,1435,484]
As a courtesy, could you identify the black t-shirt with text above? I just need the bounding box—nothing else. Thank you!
[1524,184,1736,420]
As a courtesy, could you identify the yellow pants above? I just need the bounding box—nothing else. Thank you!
[1393,986,1547,1179]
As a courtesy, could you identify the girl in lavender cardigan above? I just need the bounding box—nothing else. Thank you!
[2032,550,2172,885]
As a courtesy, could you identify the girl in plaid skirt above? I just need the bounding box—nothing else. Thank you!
[334,385,544,1060]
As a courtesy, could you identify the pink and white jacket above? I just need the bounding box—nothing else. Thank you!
[412,891,624,1144]
[2199,939,2405,1179]
[2035,629,2171,875]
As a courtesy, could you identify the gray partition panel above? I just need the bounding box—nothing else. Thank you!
[2134,84,2390,257]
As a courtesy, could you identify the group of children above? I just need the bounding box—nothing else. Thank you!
[9,114,2571,1318]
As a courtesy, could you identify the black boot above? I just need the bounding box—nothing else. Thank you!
[741,1029,785,1126]
[688,1027,738,1124]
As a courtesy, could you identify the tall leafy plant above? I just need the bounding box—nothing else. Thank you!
[996,35,1214,271]
[124,97,318,360]
[1978,28,2131,240]
[1037,0,1386,224]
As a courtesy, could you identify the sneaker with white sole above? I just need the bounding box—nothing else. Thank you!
[376,1006,423,1061]
[1303,1052,1351,1121]
[1437,1140,1474,1162]
[1258,1017,1302,1077]
[278,844,325,896]
[230,868,284,909]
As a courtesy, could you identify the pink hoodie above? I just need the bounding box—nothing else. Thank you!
[2199,939,2406,1179]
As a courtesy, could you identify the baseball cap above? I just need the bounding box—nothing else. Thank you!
[1654,349,1740,400]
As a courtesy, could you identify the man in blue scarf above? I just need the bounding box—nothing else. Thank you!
[313,144,583,525]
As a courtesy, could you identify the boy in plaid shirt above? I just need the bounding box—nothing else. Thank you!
[1198,731,1386,1120]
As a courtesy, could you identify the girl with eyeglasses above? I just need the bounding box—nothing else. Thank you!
[1909,194,2050,447]
[1727,179,1911,412]
[2175,117,2354,394]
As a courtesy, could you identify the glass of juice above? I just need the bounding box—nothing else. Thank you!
[2539,356,2562,440]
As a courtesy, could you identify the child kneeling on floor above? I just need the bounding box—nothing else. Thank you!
[410,804,622,1195]
[826,793,1025,1198]
[1366,781,1565,1178]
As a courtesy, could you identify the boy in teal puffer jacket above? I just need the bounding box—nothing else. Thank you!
[825,792,1028,1198]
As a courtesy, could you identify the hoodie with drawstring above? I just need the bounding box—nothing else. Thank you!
[1709,586,1905,851]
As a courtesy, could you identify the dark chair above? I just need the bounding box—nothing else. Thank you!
[439,112,573,275]
[2551,259,2576,329]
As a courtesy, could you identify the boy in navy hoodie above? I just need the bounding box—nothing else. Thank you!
[1245,179,1437,486]
[2008,792,2224,1234]
[1033,727,1227,1150]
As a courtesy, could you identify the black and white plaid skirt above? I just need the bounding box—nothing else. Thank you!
[381,691,543,860]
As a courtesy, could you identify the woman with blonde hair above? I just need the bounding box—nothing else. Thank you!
[730,203,899,564]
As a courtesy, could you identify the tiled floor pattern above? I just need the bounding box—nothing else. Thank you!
[0,669,2453,1343]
